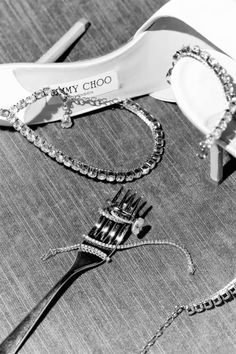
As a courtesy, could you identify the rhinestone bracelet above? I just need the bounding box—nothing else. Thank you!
[167,45,236,159]
[0,88,165,183]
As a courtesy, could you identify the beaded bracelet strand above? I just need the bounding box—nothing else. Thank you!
[167,45,236,159]
[0,89,165,183]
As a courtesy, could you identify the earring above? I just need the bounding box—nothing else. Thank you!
[58,88,73,128]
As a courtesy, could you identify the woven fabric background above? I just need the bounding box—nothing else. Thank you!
[0,1,236,353]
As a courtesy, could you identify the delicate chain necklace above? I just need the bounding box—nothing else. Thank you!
[140,274,236,353]
[167,45,236,159]
[0,88,165,183]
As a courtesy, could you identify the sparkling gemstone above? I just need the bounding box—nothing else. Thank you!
[228,284,236,295]
[43,87,51,96]
[205,135,214,146]
[200,51,209,61]
[181,45,190,53]
[151,153,162,163]
[138,109,145,117]
[195,303,205,313]
[223,83,230,93]
[203,299,214,310]
[62,104,68,111]
[225,93,232,102]
[133,168,142,179]
[213,64,222,74]
[146,158,156,170]
[221,291,232,302]
[141,163,150,175]
[219,121,227,130]
[55,151,65,163]
[87,167,98,178]
[115,172,125,182]
[213,128,222,140]
[228,85,234,94]
[48,147,57,158]
[61,116,73,129]
[125,171,135,182]
[13,119,24,131]
[41,141,51,153]
[151,154,162,165]
[35,90,45,99]
[153,122,161,130]
[25,95,36,104]
[51,89,59,96]
[34,136,44,148]
[131,102,140,110]
[186,305,196,316]
[17,99,27,110]
[65,108,73,115]
[0,109,10,118]
[105,171,116,182]
[229,103,236,115]
[199,140,207,148]
[197,150,208,159]
[26,130,36,142]
[71,159,81,171]
[153,147,164,155]
[8,113,17,124]
[172,52,180,63]
[97,169,107,181]
[220,68,226,75]
[220,74,230,84]
[208,56,218,67]
[154,130,164,138]
[20,125,30,137]
[112,98,119,105]
[224,110,233,122]
[197,143,208,159]
[10,105,19,114]
[155,138,165,147]
[79,163,89,175]
[63,156,72,167]
[212,295,223,306]
[174,50,182,57]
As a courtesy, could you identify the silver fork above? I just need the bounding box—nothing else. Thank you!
[0,187,146,354]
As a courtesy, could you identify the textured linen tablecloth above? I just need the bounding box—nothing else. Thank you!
[0,1,236,353]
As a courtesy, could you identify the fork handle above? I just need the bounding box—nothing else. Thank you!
[0,259,102,354]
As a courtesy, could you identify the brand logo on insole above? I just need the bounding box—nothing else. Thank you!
[50,71,119,98]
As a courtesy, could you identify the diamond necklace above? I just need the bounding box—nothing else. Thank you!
[0,88,165,183]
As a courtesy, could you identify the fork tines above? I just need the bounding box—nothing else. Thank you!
[87,188,146,245]
[108,188,145,220]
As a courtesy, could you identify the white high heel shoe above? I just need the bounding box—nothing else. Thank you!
[0,0,231,127]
